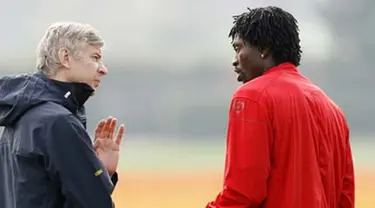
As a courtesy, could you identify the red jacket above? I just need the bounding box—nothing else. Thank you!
[206,63,355,208]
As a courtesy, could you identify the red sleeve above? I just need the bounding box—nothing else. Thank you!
[339,128,355,208]
[206,96,272,208]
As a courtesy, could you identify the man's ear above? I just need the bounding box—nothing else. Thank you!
[58,47,71,69]
[261,48,269,59]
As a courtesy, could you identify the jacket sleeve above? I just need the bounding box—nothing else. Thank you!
[207,97,272,208]
[45,115,115,208]
[111,172,119,187]
[339,128,355,208]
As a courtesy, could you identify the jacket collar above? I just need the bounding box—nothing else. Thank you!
[263,62,298,75]
[35,72,94,113]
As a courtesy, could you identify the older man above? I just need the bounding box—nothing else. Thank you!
[0,22,124,208]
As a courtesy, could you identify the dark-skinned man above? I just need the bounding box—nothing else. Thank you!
[206,6,354,208]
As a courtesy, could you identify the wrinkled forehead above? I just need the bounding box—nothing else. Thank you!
[78,43,103,55]
[88,44,102,54]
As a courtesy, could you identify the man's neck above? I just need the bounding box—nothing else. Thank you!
[47,70,71,83]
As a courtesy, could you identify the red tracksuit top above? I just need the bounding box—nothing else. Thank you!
[206,62,355,208]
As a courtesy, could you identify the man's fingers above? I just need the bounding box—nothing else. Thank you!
[108,118,117,140]
[101,116,113,138]
[93,139,101,151]
[115,124,125,145]
[94,120,105,141]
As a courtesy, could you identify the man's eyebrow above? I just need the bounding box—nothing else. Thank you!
[232,42,240,48]
[94,52,102,59]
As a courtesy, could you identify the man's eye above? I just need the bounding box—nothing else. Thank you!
[93,56,100,61]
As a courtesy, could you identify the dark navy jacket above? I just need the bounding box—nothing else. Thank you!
[0,73,117,208]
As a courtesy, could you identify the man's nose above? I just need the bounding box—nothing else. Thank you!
[98,64,108,75]
[232,57,239,67]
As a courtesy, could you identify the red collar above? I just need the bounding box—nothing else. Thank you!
[263,62,298,75]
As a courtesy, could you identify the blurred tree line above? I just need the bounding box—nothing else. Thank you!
[0,0,373,140]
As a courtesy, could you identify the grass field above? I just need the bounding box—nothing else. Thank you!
[112,137,375,208]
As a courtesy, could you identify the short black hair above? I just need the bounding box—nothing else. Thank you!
[229,6,302,66]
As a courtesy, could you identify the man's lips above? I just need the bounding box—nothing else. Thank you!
[93,80,100,87]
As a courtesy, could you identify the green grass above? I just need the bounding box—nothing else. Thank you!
[118,135,375,172]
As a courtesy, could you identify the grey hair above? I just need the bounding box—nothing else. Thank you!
[36,22,104,75]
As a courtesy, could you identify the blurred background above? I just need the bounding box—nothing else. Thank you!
[0,0,374,207]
